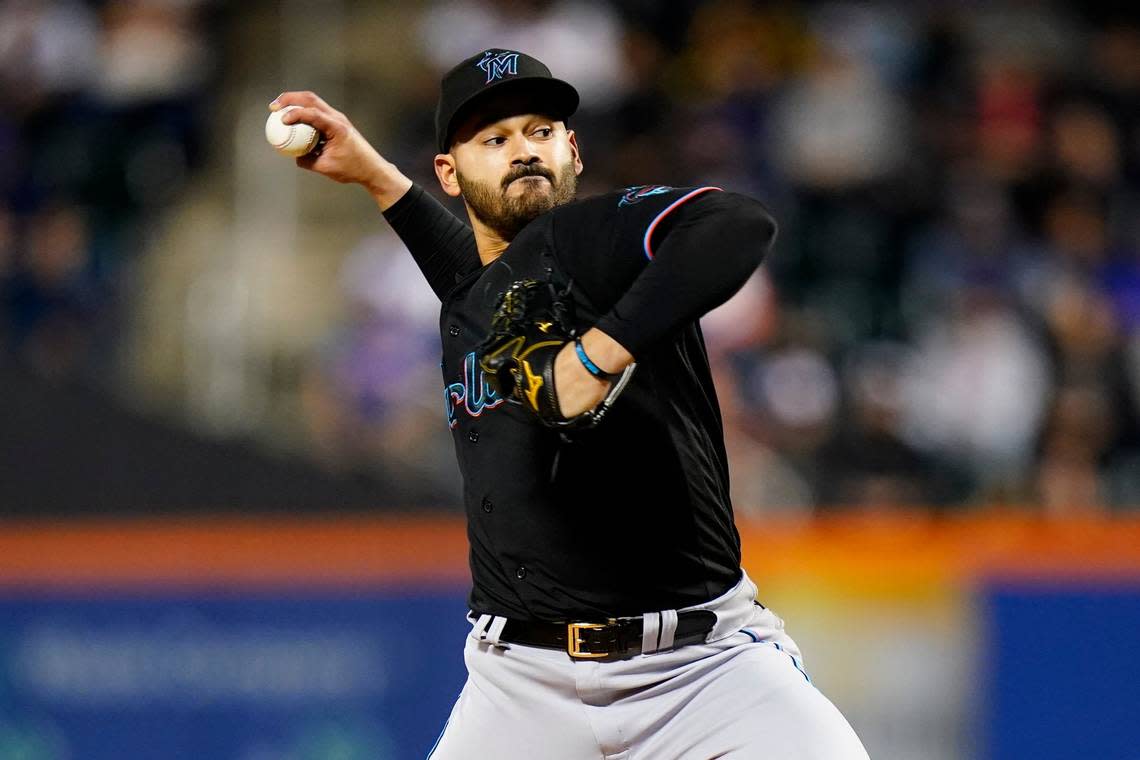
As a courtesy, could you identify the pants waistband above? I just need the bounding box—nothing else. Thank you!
[468,569,760,658]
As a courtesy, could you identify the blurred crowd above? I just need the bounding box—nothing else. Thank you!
[4,1,1140,513]
[314,0,1140,513]
[0,0,216,385]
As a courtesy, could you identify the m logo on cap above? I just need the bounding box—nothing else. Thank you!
[477,50,520,84]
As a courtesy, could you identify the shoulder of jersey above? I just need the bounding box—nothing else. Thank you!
[551,184,684,222]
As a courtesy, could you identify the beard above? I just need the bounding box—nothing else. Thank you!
[457,159,578,241]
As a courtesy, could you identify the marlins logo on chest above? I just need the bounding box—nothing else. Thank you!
[444,351,505,428]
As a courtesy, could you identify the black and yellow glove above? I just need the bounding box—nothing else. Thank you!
[477,279,634,430]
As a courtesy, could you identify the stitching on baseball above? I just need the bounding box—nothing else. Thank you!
[272,108,318,152]
[272,122,297,149]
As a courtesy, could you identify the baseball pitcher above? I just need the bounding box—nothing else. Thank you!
[271,48,869,760]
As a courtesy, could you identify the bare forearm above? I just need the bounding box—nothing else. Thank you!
[270,91,411,210]
[363,158,414,212]
[269,92,478,298]
[578,328,633,373]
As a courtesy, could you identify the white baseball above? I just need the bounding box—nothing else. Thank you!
[265,105,321,157]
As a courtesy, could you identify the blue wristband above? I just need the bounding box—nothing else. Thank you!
[575,338,619,380]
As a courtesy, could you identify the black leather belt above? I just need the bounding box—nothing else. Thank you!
[497,610,718,660]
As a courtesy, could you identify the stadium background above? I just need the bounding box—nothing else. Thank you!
[1,1,1138,758]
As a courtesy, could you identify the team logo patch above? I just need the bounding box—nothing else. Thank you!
[477,50,520,84]
[618,185,673,207]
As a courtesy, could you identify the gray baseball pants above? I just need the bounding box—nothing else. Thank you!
[427,570,870,759]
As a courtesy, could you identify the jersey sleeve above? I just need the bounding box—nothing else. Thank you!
[382,183,481,300]
[551,185,777,358]
[615,185,727,260]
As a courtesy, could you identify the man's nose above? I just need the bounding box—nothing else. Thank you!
[510,146,542,166]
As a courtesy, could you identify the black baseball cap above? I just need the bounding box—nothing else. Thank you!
[435,49,579,154]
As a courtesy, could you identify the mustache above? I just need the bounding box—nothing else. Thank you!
[502,164,555,188]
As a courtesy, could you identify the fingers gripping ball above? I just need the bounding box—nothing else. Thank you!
[477,279,637,430]
[265,105,321,157]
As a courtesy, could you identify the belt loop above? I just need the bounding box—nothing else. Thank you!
[470,613,492,641]
[641,612,662,654]
[658,609,679,650]
[485,615,509,647]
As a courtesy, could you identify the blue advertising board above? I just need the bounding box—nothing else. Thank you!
[0,589,470,759]
[982,583,1140,760]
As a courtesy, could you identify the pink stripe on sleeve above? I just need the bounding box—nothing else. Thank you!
[641,186,723,260]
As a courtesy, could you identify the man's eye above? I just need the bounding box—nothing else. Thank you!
[484,136,506,146]
[534,128,553,138]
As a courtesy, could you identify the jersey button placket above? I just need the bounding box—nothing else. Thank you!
[448,325,461,336]
[515,565,528,580]
[468,429,480,443]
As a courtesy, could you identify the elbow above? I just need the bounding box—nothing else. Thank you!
[717,193,777,269]
[737,196,778,261]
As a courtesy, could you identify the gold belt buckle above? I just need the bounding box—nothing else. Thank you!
[567,621,609,659]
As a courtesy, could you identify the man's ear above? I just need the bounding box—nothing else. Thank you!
[434,153,462,198]
[567,129,584,176]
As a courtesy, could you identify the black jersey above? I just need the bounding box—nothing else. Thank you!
[385,183,775,621]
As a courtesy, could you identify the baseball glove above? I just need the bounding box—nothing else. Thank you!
[477,278,636,430]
